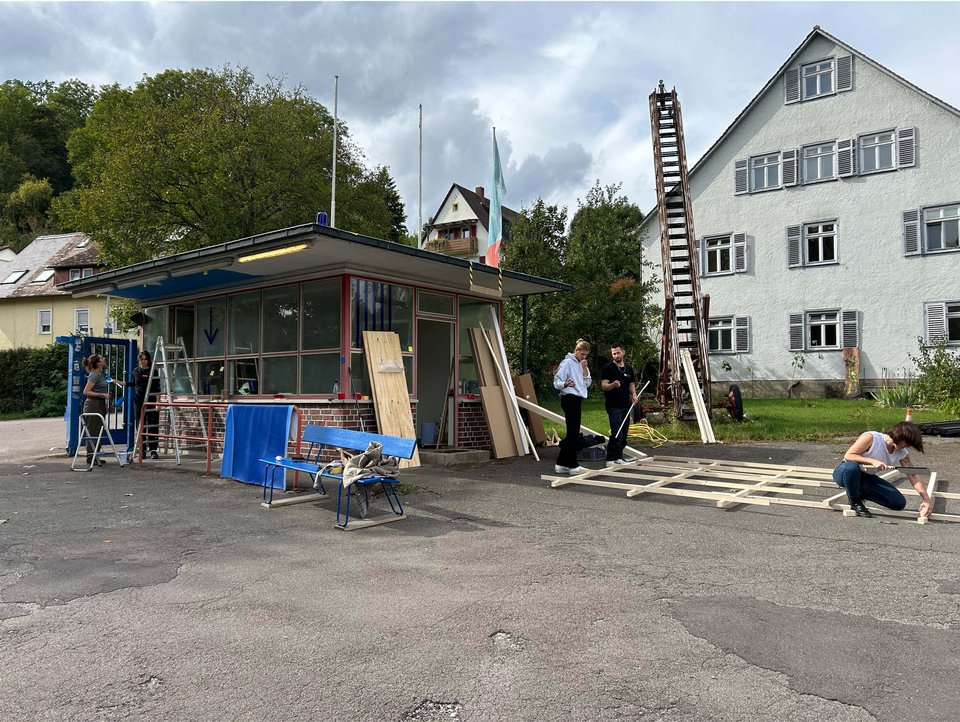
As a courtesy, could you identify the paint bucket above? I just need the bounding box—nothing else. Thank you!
[420,422,439,446]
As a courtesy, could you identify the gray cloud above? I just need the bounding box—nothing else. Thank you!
[2,2,959,234]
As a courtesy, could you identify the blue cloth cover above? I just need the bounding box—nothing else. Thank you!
[222,404,295,487]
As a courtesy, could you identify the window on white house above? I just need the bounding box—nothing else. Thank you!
[924,204,960,252]
[803,142,836,182]
[38,309,52,334]
[859,131,895,173]
[949,304,960,343]
[805,222,838,264]
[462,227,470,238]
[807,311,839,349]
[704,235,732,275]
[709,316,750,354]
[802,59,835,99]
[75,308,90,334]
[790,309,859,351]
[33,269,55,283]
[70,268,81,281]
[751,153,780,191]
[2,270,28,284]
[452,203,459,211]
[923,301,960,346]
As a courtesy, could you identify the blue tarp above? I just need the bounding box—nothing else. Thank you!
[222,404,296,487]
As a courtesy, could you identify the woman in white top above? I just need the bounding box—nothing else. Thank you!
[833,421,932,518]
[552,339,592,474]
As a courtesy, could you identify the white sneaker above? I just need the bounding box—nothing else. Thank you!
[568,466,587,475]
[621,455,637,463]
[606,459,628,467]
[555,464,571,474]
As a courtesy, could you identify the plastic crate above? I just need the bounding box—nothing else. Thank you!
[578,445,606,462]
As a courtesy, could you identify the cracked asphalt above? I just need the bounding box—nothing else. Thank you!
[2,422,960,721]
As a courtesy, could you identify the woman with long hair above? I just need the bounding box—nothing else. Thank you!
[81,354,110,466]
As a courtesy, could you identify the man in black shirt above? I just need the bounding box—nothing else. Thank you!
[601,343,638,465]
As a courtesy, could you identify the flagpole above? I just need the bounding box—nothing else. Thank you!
[331,75,339,229]
[418,103,423,248]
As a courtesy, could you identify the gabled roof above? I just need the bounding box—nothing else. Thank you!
[641,25,960,227]
[0,232,92,300]
[426,183,519,235]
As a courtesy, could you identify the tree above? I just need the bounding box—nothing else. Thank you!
[4,176,54,234]
[57,66,405,267]
[502,184,660,395]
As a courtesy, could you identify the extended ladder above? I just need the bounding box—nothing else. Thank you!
[649,80,712,420]
[135,336,207,464]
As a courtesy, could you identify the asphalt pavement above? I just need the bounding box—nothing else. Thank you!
[2,420,960,721]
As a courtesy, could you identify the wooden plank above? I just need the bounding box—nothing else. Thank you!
[651,455,835,477]
[336,514,408,530]
[512,374,547,445]
[486,310,532,456]
[478,323,534,458]
[480,386,520,459]
[626,461,831,489]
[680,349,716,444]
[516,395,649,460]
[362,331,420,468]
[260,492,328,509]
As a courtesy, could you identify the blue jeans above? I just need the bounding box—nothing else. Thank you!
[605,406,630,461]
[832,460,906,510]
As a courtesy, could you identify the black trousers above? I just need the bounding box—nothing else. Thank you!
[605,406,630,460]
[557,394,583,468]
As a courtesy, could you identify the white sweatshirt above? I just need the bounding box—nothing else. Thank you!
[553,352,592,398]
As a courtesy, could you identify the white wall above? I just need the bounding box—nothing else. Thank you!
[644,35,960,385]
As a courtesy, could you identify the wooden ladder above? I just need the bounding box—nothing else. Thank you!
[649,81,712,419]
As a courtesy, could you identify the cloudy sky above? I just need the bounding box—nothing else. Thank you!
[2,1,959,233]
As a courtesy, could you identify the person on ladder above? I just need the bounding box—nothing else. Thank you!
[81,354,110,467]
[127,350,159,459]
[601,342,638,466]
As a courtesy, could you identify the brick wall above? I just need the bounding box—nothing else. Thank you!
[154,398,493,457]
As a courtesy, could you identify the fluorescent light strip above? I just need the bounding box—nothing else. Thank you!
[237,243,311,263]
[169,258,236,277]
[116,272,171,290]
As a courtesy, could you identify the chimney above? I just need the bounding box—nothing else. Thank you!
[475,186,484,199]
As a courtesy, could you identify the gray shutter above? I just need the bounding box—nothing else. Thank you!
[782,149,799,186]
[735,316,750,353]
[734,159,749,195]
[784,67,801,104]
[902,208,922,256]
[897,127,916,168]
[924,303,947,345]
[841,310,859,348]
[733,233,747,273]
[789,313,805,352]
[836,55,853,92]
[837,139,856,177]
[786,224,802,268]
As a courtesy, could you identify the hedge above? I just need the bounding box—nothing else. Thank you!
[0,342,69,417]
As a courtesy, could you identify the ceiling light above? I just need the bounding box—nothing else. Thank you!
[237,243,311,263]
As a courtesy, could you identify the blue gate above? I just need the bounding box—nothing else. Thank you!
[59,335,138,456]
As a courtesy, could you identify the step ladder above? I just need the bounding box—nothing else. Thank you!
[649,80,712,420]
[135,336,207,464]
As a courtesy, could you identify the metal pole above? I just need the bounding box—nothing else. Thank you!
[418,103,423,248]
[521,295,529,374]
[331,75,338,229]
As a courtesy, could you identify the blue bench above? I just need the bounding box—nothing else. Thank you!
[259,425,417,529]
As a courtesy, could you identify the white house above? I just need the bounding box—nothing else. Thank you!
[422,184,518,262]
[641,26,960,395]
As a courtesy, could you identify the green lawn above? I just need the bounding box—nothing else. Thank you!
[538,397,954,443]
[0,411,33,421]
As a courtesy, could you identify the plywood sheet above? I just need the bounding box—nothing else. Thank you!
[479,386,520,459]
[469,327,523,455]
[362,331,420,468]
[512,374,547,445]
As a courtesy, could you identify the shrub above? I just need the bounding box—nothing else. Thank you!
[872,369,920,408]
[909,337,960,413]
[0,342,69,416]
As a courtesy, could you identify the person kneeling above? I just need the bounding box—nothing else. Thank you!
[833,421,932,519]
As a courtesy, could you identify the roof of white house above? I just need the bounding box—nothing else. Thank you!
[640,25,960,228]
[427,183,519,230]
[0,232,92,300]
